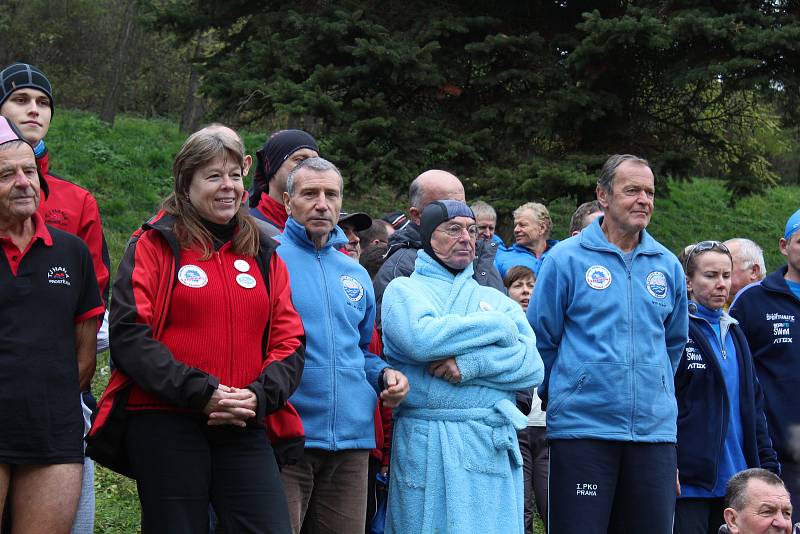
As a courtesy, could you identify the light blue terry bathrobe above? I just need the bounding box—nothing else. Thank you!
[381,250,544,534]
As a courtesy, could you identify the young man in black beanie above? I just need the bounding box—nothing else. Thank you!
[0,62,109,534]
[249,129,318,234]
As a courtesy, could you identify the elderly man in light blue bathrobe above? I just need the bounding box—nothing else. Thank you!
[381,200,544,534]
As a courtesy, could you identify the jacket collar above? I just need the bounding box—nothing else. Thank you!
[36,148,50,176]
[510,239,559,256]
[283,216,348,251]
[579,216,661,257]
[414,249,475,282]
[255,194,288,230]
[689,300,738,342]
[761,265,800,299]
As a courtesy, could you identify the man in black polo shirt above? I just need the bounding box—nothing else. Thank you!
[0,116,103,533]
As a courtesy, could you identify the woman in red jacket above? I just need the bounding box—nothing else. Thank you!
[100,125,304,533]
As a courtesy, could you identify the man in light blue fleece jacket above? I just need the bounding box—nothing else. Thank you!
[527,154,689,534]
[276,157,409,534]
[382,200,544,534]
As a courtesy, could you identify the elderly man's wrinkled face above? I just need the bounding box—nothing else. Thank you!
[597,161,655,236]
[0,142,40,226]
[430,216,477,270]
[285,168,342,247]
[725,479,793,534]
[476,215,496,241]
[513,209,547,249]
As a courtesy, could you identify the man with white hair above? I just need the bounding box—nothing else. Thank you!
[494,202,558,279]
[724,238,767,305]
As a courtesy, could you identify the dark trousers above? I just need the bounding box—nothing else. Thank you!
[518,425,549,533]
[674,497,725,534]
[281,449,369,534]
[548,439,677,534]
[126,412,290,534]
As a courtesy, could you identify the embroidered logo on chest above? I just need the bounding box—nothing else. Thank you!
[178,265,208,288]
[340,275,364,302]
[585,265,612,290]
[646,271,668,299]
[47,266,71,286]
[44,208,69,228]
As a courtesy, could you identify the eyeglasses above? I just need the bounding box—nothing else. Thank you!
[684,240,731,269]
[437,224,478,239]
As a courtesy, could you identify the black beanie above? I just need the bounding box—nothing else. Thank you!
[250,129,318,207]
[0,63,54,115]
[420,200,475,272]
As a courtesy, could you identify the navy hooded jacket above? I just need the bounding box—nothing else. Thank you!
[730,266,800,464]
[676,310,779,489]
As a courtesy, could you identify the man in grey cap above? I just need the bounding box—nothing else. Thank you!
[338,211,372,261]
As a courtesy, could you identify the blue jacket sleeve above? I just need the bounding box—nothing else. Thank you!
[525,255,564,406]
[382,281,519,363]
[665,263,690,373]
[361,280,388,393]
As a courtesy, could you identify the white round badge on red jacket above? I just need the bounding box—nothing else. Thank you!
[178,265,208,288]
[236,273,257,289]
[233,259,250,272]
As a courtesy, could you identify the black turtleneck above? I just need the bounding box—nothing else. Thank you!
[200,217,237,250]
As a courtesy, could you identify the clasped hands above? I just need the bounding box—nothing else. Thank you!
[203,384,257,427]
[428,357,461,384]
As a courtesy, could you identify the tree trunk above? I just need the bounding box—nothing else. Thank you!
[179,36,206,133]
[100,0,137,125]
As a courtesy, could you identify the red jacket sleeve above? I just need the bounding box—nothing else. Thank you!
[109,231,218,409]
[76,189,111,307]
[247,252,306,421]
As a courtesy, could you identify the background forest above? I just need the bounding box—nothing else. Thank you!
[4,1,800,531]
[5,0,800,209]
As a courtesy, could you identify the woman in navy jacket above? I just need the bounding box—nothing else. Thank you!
[674,241,779,534]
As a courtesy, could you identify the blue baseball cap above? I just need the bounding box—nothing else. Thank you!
[785,208,800,241]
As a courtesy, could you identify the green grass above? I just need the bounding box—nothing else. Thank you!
[43,109,798,532]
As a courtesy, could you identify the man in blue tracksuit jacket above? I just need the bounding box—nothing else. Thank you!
[275,157,409,534]
[729,206,800,523]
[494,201,559,278]
[527,154,688,534]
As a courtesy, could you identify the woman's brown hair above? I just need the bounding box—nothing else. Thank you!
[503,265,536,289]
[161,126,259,259]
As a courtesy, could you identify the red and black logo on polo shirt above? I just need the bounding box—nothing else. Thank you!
[47,266,71,286]
[44,208,69,228]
